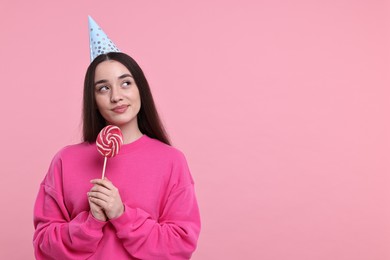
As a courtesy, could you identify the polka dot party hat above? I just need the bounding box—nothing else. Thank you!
[88,16,120,62]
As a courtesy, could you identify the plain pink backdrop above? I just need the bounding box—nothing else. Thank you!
[1,0,389,259]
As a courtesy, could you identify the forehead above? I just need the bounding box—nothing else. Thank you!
[94,60,131,80]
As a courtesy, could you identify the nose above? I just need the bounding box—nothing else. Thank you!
[110,85,123,103]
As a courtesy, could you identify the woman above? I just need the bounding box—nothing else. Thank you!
[33,52,201,259]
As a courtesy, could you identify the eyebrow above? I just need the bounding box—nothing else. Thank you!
[94,74,133,86]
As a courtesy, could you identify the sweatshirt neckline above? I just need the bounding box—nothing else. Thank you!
[118,134,149,155]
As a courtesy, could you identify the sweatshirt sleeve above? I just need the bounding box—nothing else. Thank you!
[110,153,201,259]
[33,152,107,260]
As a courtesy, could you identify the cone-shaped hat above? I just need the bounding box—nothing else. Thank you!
[88,16,120,62]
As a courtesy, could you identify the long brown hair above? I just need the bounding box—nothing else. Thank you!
[82,52,170,145]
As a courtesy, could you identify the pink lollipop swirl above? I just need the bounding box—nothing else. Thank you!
[96,125,123,179]
[96,125,123,157]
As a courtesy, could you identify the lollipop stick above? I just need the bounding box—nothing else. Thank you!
[101,157,107,179]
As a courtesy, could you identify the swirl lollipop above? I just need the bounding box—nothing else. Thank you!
[96,125,123,179]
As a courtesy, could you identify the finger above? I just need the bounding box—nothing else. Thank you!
[90,184,118,199]
[88,195,107,209]
[89,185,111,196]
[88,197,107,213]
[90,178,115,190]
[88,191,110,202]
[88,198,102,209]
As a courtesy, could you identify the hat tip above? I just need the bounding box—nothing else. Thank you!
[88,15,95,24]
[88,16,121,62]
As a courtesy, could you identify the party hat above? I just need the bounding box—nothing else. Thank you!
[88,16,120,62]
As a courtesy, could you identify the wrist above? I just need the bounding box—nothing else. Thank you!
[109,204,125,220]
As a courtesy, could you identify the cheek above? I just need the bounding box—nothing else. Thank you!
[130,94,141,114]
[94,96,106,110]
[135,95,142,110]
[130,90,141,105]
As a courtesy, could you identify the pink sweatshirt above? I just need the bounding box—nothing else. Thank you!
[33,135,201,259]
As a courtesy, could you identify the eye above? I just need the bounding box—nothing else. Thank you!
[122,81,132,87]
[97,85,110,92]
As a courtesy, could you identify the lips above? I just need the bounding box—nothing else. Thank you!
[112,105,129,113]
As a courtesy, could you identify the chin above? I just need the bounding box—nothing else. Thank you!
[108,118,137,128]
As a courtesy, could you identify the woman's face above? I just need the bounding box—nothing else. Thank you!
[94,60,141,130]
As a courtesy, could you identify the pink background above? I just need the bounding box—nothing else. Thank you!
[1,1,389,259]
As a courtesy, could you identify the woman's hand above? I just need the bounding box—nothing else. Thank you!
[88,196,107,222]
[88,178,124,220]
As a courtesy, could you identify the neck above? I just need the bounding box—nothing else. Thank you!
[114,121,143,144]
[123,129,143,144]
